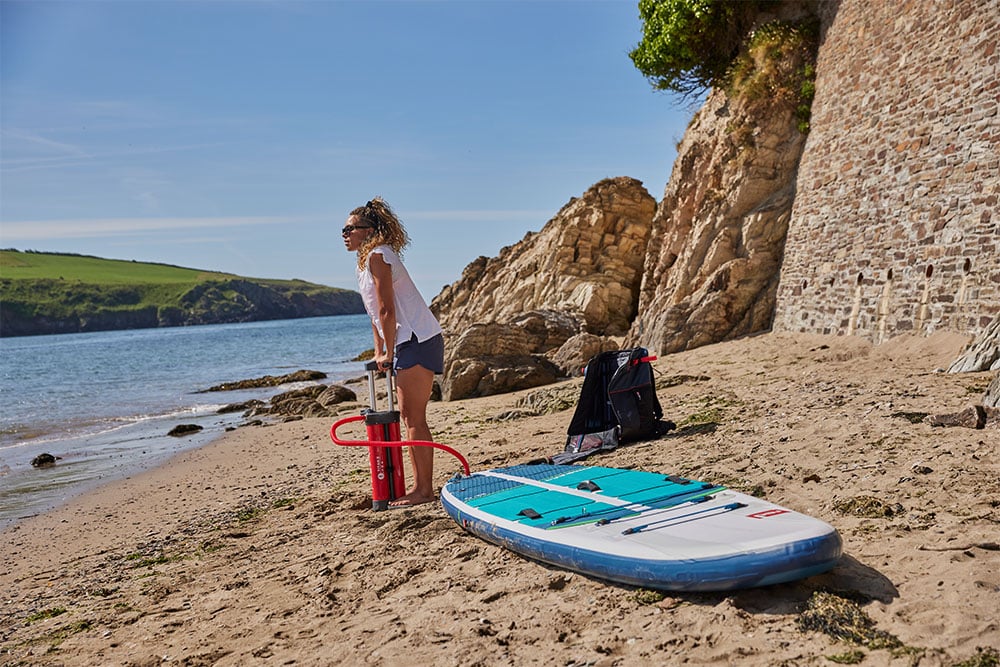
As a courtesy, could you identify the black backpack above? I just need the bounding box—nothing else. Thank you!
[555,348,672,464]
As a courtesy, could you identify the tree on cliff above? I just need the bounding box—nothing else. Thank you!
[629,0,775,97]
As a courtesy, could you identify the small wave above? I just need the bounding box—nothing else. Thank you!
[0,402,233,450]
[113,402,232,423]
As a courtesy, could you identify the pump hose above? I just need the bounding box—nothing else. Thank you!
[330,415,471,476]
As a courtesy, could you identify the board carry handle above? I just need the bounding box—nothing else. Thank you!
[622,501,747,535]
[330,415,472,476]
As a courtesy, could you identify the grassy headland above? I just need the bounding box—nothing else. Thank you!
[0,249,364,337]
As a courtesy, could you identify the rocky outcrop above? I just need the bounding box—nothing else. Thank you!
[430,18,817,370]
[431,178,656,400]
[627,81,807,354]
[431,177,656,337]
[248,384,358,419]
[948,317,1000,373]
[199,370,327,393]
[431,81,810,394]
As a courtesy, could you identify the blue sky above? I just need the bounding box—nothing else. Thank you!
[1,0,694,299]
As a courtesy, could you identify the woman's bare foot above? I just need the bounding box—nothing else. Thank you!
[389,491,435,507]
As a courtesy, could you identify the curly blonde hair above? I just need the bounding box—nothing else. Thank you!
[351,197,411,271]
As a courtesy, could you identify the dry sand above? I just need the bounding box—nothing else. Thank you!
[2,332,998,666]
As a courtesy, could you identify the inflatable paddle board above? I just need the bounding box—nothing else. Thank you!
[440,463,841,591]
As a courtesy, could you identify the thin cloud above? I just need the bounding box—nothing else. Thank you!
[0,140,227,173]
[0,216,314,241]
[0,128,87,157]
[407,209,551,223]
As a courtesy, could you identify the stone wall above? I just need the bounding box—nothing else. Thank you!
[774,0,1000,342]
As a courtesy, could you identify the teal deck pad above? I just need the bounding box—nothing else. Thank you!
[490,492,609,527]
[452,465,721,528]
[542,466,714,506]
[539,466,636,489]
[466,482,546,510]
[621,482,720,507]
[467,480,618,526]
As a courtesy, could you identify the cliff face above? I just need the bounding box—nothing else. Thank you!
[627,83,806,354]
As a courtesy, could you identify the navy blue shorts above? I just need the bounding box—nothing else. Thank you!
[395,333,445,374]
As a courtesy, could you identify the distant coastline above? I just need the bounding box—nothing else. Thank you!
[0,249,365,337]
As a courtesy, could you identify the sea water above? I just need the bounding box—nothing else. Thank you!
[0,314,373,528]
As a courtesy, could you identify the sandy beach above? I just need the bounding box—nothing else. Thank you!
[2,331,998,666]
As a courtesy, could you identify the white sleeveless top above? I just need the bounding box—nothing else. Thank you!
[357,245,443,346]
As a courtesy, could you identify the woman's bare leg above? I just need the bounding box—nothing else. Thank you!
[391,364,435,506]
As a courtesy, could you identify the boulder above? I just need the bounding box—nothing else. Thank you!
[924,406,986,430]
[30,453,59,467]
[440,310,579,400]
[547,333,624,378]
[168,424,203,437]
[441,354,563,401]
[447,310,581,361]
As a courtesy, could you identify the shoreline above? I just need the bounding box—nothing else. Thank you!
[0,372,366,530]
[0,405,249,530]
[0,313,375,528]
[2,331,998,666]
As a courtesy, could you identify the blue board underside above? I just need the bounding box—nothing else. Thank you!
[442,464,843,591]
[449,509,842,591]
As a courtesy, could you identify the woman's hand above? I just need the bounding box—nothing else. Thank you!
[374,349,394,372]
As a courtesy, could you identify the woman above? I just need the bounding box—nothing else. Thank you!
[343,197,445,507]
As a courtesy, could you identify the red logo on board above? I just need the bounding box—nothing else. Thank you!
[747,509,790,519]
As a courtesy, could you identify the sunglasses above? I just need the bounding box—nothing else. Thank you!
[341,224,372,237]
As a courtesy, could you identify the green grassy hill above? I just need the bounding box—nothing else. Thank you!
[0,250,364,337]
